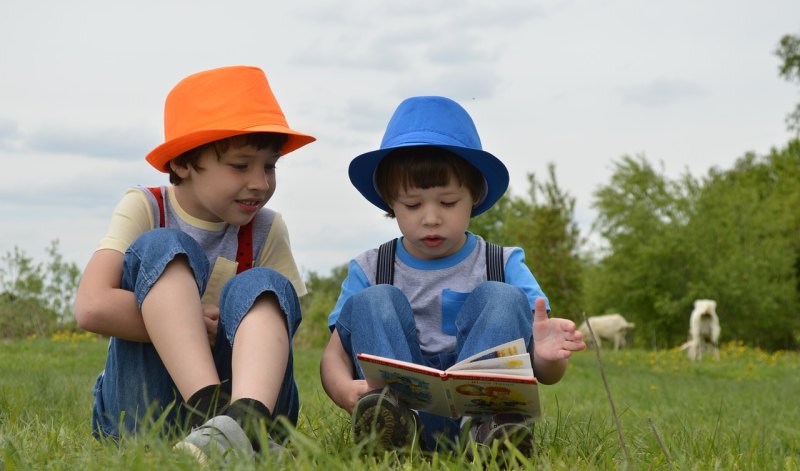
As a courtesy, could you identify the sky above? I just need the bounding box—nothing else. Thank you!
[1,0,798,279]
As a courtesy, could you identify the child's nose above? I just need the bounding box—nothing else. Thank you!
[248,169,270,191]
[421,207,441,226]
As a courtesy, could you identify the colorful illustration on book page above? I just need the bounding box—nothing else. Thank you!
[454,384,529,414]
[495,345,522,357]
[382,371,433,403]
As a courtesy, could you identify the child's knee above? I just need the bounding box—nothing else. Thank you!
[346,284,408,325]
[220,268,301,336]
[122,229,209,305]
[224,267,291,296]
[459,282,531,330]
[473,280,526,302]
[134,228,197,252]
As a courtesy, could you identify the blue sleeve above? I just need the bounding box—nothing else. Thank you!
[327,259,371,331]
[504,248,550,313]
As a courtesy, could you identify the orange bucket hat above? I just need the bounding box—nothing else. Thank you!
[145,65,315,172]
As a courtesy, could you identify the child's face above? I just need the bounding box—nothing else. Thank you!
[391,179,473,260]
[170,144,279,225]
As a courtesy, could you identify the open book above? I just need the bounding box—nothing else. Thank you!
[357,338,540,419]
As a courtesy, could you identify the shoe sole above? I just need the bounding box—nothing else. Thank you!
[173,440,210,465]
[353,392,416,450]
[485,422,534,456]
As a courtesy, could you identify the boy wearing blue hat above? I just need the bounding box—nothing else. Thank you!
[320,96,586,453]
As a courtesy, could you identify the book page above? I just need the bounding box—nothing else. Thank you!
[445,374,541,418]
[457,368,534,377]
[447,352,532,374]
[448,338,529,371]
[357,353,443,375]
[357,354,454,417]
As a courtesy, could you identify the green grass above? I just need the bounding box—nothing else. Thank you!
[1,335,799,470]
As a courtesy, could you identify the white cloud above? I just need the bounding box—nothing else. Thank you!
[27,126,157,160]
[621,78,707,107]
[0,118,21,149]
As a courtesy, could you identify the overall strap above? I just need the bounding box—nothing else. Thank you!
[147,186,166,227]
[236,221,254,274]
[375,238,505,284]
[485,241,505,282]
[146,186,253,274]
[375,239,397,285]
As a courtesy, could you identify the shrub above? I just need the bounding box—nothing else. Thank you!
[0,240,81,339]
[0,293,59,339]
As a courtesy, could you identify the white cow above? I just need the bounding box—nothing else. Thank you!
[680,299,721,361]
[578,314,636,351]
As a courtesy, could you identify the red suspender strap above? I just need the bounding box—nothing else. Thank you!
[147,186,253,274]
[147,186,165,228]
[236,221,254,274]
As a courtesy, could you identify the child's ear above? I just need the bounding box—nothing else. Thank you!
[169,160,191,179]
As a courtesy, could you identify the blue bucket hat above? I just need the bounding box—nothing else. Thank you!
[348,96,509,217]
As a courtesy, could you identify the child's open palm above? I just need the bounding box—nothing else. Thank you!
[532,297,586,361]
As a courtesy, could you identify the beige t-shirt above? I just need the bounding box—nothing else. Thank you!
[97,186,306,304]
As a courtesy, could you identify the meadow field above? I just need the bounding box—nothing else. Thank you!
[1,334,798,470]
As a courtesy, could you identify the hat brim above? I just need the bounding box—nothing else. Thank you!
[145,125,316,173]
[349,143,509,217]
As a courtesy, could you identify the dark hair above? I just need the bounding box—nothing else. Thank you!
[374,146,485,218]
[168,132,289,185]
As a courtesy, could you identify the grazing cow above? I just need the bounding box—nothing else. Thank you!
[578,314,636,351]
[680,299,721,361]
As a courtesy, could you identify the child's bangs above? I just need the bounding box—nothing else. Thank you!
[400,158,454,191]
[213,132,289,155]
[376,147,485,204]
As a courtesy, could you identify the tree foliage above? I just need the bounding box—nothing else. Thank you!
[472,164,584,320]
[686,143,800,349]
[586,144,800,350]
[295,264,348,348]
[0,240,81,338]
[587,156,698,347]
[776,33,800,134]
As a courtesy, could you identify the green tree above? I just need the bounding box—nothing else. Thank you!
[469,192,513,245]
[296,264,348,348]
[42,241,81,322]
[686,142,800,349]
[0,246,44,300]
[471,164,583,320]
[520,165,583,319]
[588,146,800,351]
[776,33,800,134]
[589,155,696,348]
[0,240,81,337]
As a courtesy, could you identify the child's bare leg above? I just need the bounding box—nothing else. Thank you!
[230,292,288,410]
[141,256,220,400]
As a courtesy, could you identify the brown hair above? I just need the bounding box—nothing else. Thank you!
[168,132,288,185]
[374,146,485,218]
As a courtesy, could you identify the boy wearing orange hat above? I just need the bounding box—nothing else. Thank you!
[74,65,315,461]
[320,96,585,455]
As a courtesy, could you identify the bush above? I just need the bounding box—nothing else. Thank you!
[294,265,347,349]
[0,240,81,339]
[0,293,59,339]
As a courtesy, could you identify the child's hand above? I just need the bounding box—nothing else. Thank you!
[533,297,586,361]
[202,304,219,347]
[338,379,373,414]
